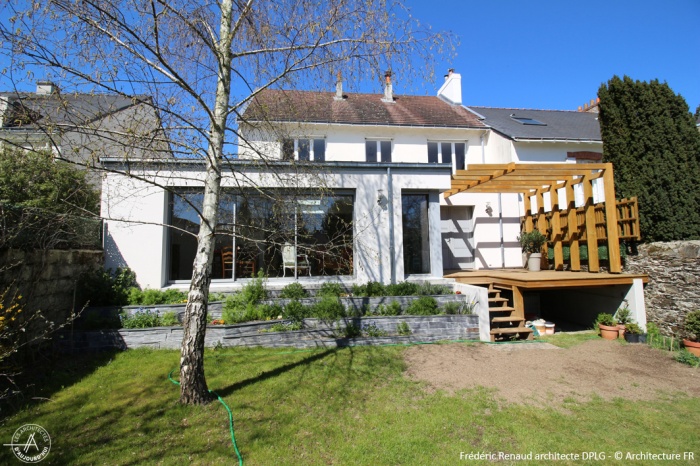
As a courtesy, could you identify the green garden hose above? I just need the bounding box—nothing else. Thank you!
[168,370,244,466]
[167,337,541,463]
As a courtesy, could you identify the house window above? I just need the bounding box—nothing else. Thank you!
[365,140,391,162]
[167,191,235,281]
[168,190,353,281]
[427,141,466,171]
[402,194,430,275]
[281,138,326,161]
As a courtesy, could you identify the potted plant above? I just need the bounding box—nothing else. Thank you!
[682,310,700,357]
[518,230,547,272]
[615,304,632,337]
[623,322,646,343]
[595,312,618,340]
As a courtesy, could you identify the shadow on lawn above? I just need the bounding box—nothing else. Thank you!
[212,348,340,398]
[0,344,120,422]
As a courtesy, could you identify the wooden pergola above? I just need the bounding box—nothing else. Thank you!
[444,163,623,273]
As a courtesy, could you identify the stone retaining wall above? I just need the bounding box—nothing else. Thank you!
[625,241,700,336]
[60,315,480,350]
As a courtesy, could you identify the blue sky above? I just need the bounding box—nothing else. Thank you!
[402,0,700,111]
[2,0,698,113]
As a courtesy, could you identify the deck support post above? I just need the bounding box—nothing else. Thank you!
[536,191,548,269]
[512,285,524,320]
[523,194,533,232]
[550,187,564,271]
[603,165,622,273]
[583,174,600,272]
[565,182,581,271]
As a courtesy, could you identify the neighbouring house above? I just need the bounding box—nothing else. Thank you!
[99,70,647,339]
[0,81,171,187]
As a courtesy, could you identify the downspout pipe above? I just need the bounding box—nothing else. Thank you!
[387,167,395,284]
[480,131,486,164]
[498,193,505,268]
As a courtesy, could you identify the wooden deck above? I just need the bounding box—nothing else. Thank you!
[445,268,648,290]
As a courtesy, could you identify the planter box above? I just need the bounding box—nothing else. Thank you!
[57,315,480,351]
[623,333,647,344]
[82,294,471,327]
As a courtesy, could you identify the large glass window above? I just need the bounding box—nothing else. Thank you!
[402,194,431,275]
[168,190,353,281]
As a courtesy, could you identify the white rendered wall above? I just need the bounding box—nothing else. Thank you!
[443,191,523,269]
[514,141,602,163]
[239,123,483,165]
[102,173,168,289]
[480,131,514,164]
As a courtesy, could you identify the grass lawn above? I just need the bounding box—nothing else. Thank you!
[1,339,698,465]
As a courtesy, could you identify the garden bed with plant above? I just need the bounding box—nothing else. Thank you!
[66,275,482,350]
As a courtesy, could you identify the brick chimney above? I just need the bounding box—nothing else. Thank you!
[381,70,394,103]
[334,72,344,101]
[578,97,600,113]
[437,68,462,105]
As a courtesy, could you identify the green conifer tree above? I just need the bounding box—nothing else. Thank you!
[598,76,700,241]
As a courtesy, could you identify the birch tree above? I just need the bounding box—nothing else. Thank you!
[1,0,451,404]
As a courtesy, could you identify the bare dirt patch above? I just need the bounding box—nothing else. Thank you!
[403,339,700,405]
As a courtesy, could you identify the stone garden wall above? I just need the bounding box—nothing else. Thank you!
[0,248,102,317]
[625,241,700,336]
[61,315,480,351]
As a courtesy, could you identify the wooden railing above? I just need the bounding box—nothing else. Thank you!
[521,197,641,244]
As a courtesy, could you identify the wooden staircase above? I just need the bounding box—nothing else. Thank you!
[486,284,533,342]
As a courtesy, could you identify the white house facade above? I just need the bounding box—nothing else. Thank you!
[101,71,608,290]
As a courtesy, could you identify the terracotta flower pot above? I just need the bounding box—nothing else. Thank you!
[683,339,700,357]
[617,324,626,338]
[599,323,618,340]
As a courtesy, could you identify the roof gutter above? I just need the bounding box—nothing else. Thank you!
[241,119,487,131]
[513,138,602,144]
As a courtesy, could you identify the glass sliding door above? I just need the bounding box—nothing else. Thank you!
[296,194,353,276]
[168,191,236,281]
[234,195,291,279]
[168,191,203,281]
[402,194,431,275]
[233,191,354,278]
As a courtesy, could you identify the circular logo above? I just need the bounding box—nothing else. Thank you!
[8,424,51,463]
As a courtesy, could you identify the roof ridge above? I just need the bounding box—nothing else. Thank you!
[260,88,441,99]
[467,105,581,113]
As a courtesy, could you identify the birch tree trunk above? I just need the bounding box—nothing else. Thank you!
[179,0,236,405]
[2,0,452,406]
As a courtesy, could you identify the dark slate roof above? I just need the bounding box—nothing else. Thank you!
[0,92,148,129]
[467,106,601,141]
[243,89,486,128]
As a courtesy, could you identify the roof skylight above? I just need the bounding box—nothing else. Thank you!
[510,114,546,126]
